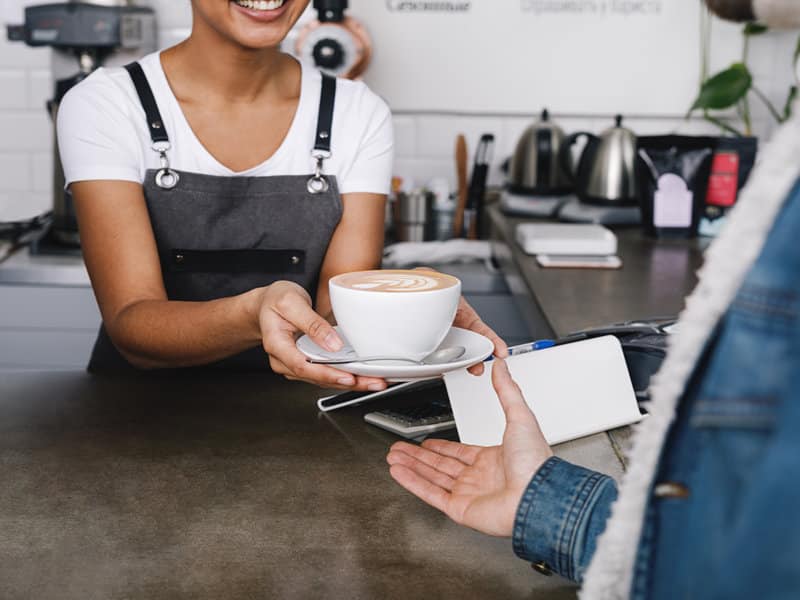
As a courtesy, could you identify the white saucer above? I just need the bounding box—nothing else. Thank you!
[296,326,495,381]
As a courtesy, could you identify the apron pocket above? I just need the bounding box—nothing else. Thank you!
[167,249,306,274]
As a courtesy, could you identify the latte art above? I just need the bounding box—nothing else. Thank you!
[332,270,459,293]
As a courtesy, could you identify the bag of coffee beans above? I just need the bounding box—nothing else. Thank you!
[636,136,717,238]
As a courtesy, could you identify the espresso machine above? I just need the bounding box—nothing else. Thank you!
[7,0,157,250]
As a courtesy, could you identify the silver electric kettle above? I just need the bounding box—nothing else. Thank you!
[559,115,639,206]
[508,109,572,196]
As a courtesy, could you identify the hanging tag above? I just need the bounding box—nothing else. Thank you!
[706,151,740,208]
[654,173,693,229]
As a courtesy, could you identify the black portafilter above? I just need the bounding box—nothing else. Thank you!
[314,0,348,22]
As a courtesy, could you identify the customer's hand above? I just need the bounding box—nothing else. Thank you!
[387,358,552,537]
[257,281,388,392]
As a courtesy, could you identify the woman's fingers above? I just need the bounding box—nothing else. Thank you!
[269,351,387,391]
[454,298,509,358]
[491,358,535,423]
[420,438,482,466]
[467,362,485,376]
[389,441,469,478]
[272,288,344,353]
[386,450,457,491]
[389,464,451,514]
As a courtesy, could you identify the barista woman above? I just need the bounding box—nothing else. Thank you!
[57,0,506,389]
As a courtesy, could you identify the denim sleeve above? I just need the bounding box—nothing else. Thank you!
[512,456,617,583]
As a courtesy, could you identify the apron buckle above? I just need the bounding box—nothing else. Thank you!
[156,168,180,190]
[153,142,179,190]
[307,151,330,194]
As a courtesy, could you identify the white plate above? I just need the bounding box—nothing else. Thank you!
[296,326,495,381]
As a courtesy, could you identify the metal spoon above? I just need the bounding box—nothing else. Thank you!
[308,345,466,366]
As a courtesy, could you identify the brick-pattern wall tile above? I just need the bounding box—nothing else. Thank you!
[0,70,27,109]
[31,152,53,194]
[27,69,51,111]
[0,113,52,151]
[0,154,30,191]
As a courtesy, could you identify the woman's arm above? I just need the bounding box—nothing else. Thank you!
[72,180,387,390]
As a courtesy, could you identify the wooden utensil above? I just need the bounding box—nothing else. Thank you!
[453,134,469,237]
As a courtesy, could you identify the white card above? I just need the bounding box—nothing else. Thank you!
[443,336,643,447]
[654,173,694,228]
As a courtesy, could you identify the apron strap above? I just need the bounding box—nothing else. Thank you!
[314,74,337,155]
[124,62,179,190]
[308,74,337,194]
[124,62,170,145]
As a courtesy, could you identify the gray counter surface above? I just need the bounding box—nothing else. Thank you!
[0,246,89,287]
[0,370,592,600]
[489,204,708,337]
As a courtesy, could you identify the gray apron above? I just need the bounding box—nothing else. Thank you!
[88,63,343,372]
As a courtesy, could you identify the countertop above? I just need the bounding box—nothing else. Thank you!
[0,210,708,599]
[0,370,616,600]
[0,245,89,287]
[488,205,708,337]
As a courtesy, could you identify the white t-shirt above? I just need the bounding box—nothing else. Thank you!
[57,52,393,195]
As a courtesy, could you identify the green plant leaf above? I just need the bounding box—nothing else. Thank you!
[691,63,753,112]
[794,33,800,65]
[743,22,768,36]
[784,86,798,120]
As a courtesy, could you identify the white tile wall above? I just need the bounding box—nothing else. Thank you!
[0,1,796,221]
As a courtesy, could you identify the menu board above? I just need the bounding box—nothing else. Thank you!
[351,0,706,116]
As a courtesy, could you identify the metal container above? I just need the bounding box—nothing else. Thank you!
[508,109,572,196]
[559,115,639,206]
[394,190,435,242]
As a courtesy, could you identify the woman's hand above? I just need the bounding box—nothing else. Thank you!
[454,295,508,375]
[413,267,508,374]
[255,281,388,392]
[386,358,553,537]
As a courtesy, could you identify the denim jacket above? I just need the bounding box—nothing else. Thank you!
[513,178,800,598]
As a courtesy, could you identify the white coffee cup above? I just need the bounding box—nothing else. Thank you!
[329,269,461,361]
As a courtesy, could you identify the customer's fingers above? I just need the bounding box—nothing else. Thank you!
[389,464,450,514]
[386,450,457,491]
[491,358,535,422]
[273,292,343,353]
[420,438,482,465]
[389,441,468,478]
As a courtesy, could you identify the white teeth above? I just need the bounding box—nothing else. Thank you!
[234,0,285,10]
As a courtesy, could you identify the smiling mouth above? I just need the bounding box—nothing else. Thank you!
[232,0,286,10]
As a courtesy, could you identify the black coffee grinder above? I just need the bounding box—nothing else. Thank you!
[294,0,372,80]
[7,0,156,251]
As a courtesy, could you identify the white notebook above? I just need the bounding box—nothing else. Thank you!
[515,223,618,256]
[443,336,643,447]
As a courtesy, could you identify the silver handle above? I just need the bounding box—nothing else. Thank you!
[308,356,422,365]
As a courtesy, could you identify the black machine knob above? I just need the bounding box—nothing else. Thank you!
[314,0,348,22]
[312,38,345,70]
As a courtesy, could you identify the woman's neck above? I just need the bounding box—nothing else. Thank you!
[162,28,296,105]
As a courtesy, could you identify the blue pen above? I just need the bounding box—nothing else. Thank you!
[485,339,556,361]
